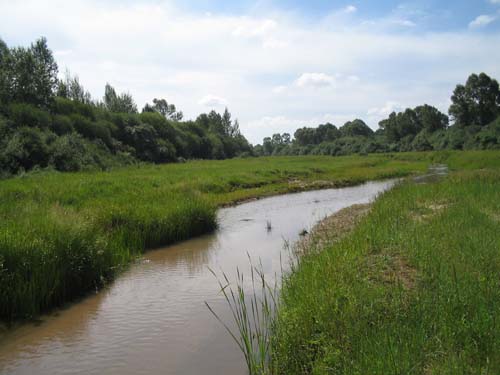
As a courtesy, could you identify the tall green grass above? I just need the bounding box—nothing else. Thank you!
[0,152,445,321]
[272,168,500,374]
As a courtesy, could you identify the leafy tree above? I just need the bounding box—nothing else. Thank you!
[0,37,58,108]
[294,127,317,146]
[263,137,273,155]
[340,119,373,137]
[57,70,93,104]
[143,98,183,121]
[315,123,339,142]
[282,133,291,144]
[103,83,137,113]
[449,73,500,127]
[415,104,449,132]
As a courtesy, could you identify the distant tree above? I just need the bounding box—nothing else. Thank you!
[143,98,183,121]
[315,123,339,142]
[222,108,232,135]
[414,104,449,132]
[57,70,93,104]
[207,110,224,134]
[340,119,373,137]
[0,38,10,109]
[379,105,448,143]
[263,137,273,155]
[282,132,291,144]
[379,109,421,143]
[0,37,58,108]
[230,119,241,137]
[294,127,317,146]
[449,73,500,127]
[272,133,283,146]
[103,83,137,113]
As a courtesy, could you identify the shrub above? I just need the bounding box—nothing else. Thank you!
[2,127,50,172]
[8,103,51,129]
[51,114,74,135]
[49,133,91,171]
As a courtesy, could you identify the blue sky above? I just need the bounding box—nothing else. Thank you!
[1,0,500,143]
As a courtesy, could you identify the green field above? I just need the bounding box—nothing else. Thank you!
[0,153,438,322]
[271,151,500,374]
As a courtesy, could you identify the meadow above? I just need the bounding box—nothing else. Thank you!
[0,153,436,321]
[270,151,500,374]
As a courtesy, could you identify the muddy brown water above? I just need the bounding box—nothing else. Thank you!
[0,180,395,375]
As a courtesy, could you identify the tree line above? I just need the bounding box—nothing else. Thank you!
[0,37,251,175]
[255,72,500,156]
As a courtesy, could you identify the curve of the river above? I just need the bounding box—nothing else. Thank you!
[0,180,395,375]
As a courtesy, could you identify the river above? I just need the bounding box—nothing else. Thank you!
[0,180,395,375]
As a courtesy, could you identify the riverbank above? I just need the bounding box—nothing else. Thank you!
[0,153,433,322]
[271,164,500,373]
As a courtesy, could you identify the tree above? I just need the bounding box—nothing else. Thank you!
[0,37,58,108]
[57,70,93,104]
[414,104,448,132]
[222,107,232,135]
[315,123,339,142]
[449,73,500,127]
[0,38,10,109]
[143,98,183,121]
[282,133,291,144]
[230,119,241,137]
[340,119,373,137]
[294,127,317,146]
[207,110,224,135]
[103,83,137,113]
[263,137,273,155]
[379,109,421,143]
[30,37,59,107]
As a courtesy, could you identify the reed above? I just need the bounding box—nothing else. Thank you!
[206,259,279,375]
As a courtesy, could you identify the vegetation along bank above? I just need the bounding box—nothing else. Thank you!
[0,153,437,322]
[267,151,500,374]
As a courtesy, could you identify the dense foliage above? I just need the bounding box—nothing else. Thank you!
[0,37,251,175]
[256,73,500,156]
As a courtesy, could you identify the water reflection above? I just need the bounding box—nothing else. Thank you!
[0,180,395,375]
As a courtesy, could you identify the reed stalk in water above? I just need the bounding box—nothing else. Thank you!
[206,258,279,375]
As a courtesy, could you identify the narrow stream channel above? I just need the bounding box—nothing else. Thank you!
[0,180,395,375]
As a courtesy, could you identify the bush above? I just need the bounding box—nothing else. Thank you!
[51,114,74,135]
[1,127,50,172]
[71,114,112,146]
[49,133,91,171]
[8,103,51,129]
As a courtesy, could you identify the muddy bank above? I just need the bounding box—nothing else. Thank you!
[295,203,372,255]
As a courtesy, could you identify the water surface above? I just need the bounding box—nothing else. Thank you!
[0,180,394,375]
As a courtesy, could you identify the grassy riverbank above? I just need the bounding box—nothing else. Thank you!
[0,153,433,321]
[271,153,500,374]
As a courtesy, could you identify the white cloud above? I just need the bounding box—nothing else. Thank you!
[344,5,357,14]
[296,73,335,88]
[233,18,277,38]
[1,0,500,144]
[489,0,500,5]
[199,95,228,107]
[367,101,403,117]
[272,85,287,94]
[392,18,417,27]
[469,14,497,28]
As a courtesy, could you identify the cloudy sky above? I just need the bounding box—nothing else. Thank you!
[1,0,500,144]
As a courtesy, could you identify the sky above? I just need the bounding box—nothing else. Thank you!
[1,0,500,144]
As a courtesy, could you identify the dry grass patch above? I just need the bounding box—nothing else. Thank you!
[409,200,451,222]
[366,253,417,290]
[296,203,371,255]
